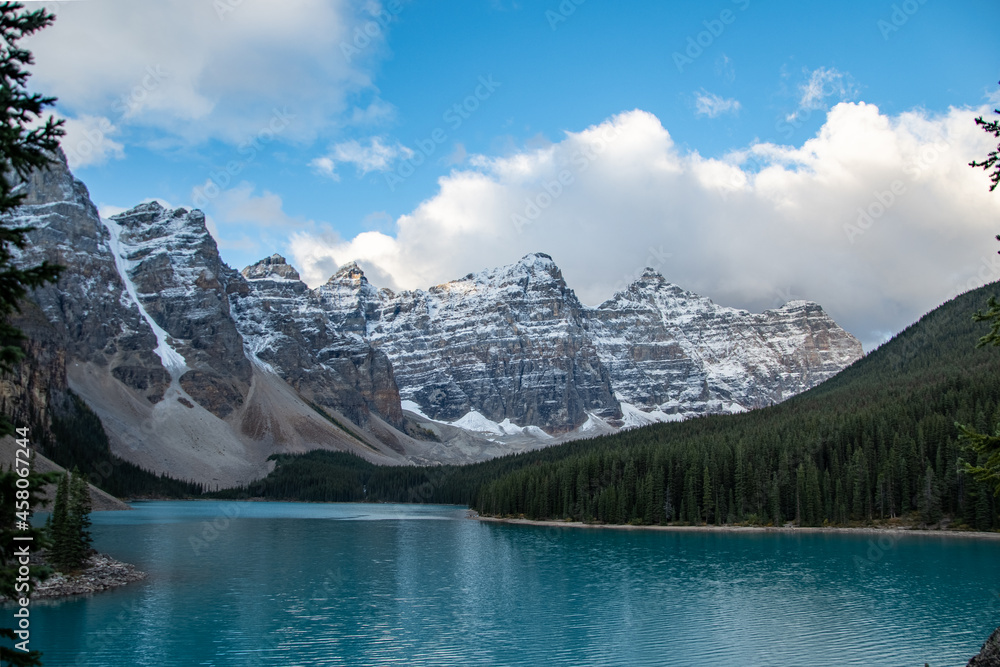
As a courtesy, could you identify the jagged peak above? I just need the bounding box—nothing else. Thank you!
[112,199,190,221]
[520,251,554,264]
[512,252,559,275]
[614,269,687,296]
[764,300,826,317]
[327,260,368,284]
[777,299,818,310]
[469,252,560,283]
[109,201,214,246]
[124,200,164,214]
[14,148,91,208]
[242,253,301,282]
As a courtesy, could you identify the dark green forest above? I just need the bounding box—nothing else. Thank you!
[213,282,1000,530]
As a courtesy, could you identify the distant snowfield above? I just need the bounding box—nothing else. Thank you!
[401,402,554,442]
[402,398,694,443]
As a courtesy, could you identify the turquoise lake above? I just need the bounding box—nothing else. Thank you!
[23,501,1000,666]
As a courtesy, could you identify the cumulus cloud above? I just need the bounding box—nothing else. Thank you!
[190,181,312,260]
[25,0,393,145]
[287,103,1000,352]
[310,137,415,179]
[209,183,300,227]
[694,90,741,118]
[60,115,125,169]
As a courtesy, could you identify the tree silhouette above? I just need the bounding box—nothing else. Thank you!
[0,3,65,665]
[959,80,1000,497]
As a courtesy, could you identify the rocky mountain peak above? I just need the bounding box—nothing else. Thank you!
[519,251,555,268]
[511,251,560,278]
[331,261,367,284]
[590,274,862,419]
[242,254,301,282]
[317,261,382,327]
[771,299,818,312]
[348,252,619,431]
[12,149,82,207]
[107,201,251,418]
[437,252,569,303]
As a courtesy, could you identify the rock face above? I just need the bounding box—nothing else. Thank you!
[0,302,71,437]
[106,202,251,418]
[5,153,417,487]
[318,254,621,433]
[306,255,861,432]
[7,153,167,405]
[968,626,1000,667]
[231,254,403,428]
[589,269,863,419]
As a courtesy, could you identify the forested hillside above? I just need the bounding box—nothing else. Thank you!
[218,282,1000,530]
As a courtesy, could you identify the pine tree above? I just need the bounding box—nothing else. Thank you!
[0,6,63,413]
[969,81,1000,193]
[68,469,92,566]
[701,464,713,524]
[47,472,72,571]
[0,5,65,660]
[959,82,1000,493]
[918,465,943,526]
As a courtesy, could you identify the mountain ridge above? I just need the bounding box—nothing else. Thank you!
[5,153,862,486]
[306,252,862,429]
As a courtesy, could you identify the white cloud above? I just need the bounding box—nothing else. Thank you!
[694,90,741,118]
[309,157,340,181]
[311,137,415,179]
[787,66,858,123]
[288,104,1000,352]
[188,181,313,262]
[26,0,393,145]
[212,183,298,227]
[60,114,125,168]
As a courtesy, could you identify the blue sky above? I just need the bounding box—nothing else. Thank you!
[22,0,1000,351]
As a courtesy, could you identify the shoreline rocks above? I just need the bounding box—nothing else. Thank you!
[968,626,1000,666]
[30,553,146,599]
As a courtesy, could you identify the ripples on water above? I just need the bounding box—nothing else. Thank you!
[30,502,1000,666]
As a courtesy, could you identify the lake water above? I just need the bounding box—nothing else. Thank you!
[22,501,1000,666]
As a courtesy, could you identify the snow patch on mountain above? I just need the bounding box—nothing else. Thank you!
[400,400,431,419]
[618,400,684,430]
[577,412,616,435]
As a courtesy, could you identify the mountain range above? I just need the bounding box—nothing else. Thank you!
[5,153,862,485]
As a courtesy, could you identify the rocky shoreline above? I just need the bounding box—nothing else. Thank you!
[30,553,146,599]
[968,626,1000,666]
[473,514,1000,540]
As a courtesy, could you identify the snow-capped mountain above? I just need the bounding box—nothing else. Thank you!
[105,202,252,418]
[7,153,862,486]
[309,255,862,431]
[8,154,453,486]
[318,253,620,433]
[590,268,863,419]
